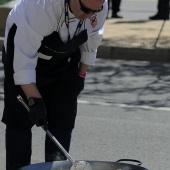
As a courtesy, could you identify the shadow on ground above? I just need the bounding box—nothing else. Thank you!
[81,59,170,109]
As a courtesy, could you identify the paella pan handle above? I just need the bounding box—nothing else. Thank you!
[116,159,142,166]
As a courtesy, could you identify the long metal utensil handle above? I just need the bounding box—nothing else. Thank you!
[17,95,75,164]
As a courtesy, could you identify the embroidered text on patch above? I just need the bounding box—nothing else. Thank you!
[90,15,97,28]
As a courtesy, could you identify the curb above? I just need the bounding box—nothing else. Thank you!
[1,40,170,62]
[97,46,170,62]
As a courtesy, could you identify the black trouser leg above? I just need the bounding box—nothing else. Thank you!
[158,0,169,14]
[6,126,32,170]
[112,0,121,14]
[45,126,72,162]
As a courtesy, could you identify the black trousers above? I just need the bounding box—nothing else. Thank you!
[6,127,32,170]
[157,0,170,14]
[6,125,72,170]
[108,0,122,14]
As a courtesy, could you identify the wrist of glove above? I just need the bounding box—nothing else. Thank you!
[77,71,86,95]
[28,97,48,130]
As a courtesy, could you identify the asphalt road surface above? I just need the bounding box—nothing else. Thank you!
[0,50,170,170]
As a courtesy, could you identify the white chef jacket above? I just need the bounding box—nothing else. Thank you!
[4,0,108,85]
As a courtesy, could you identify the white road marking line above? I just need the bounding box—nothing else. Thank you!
[78,100,170,112]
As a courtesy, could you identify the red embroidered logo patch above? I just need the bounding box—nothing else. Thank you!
[90,15,97,28]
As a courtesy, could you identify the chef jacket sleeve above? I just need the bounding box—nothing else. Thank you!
[79,26,104,66]
[12,1,55,85]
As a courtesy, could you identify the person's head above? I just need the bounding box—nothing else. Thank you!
[70,0,105,20]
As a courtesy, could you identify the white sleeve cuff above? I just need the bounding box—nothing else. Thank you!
[14,70,36,85]
[80,50,97,66]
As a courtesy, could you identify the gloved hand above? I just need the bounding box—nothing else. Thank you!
[77,75,85,96]
[28,97,48,131]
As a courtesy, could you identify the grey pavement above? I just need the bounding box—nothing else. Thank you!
[74,58,170,170]
[101,0,170,61]
[98,19,170,61]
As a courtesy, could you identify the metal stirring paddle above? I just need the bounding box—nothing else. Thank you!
[17,95,92,170]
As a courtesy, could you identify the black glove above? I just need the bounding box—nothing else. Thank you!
[28,97,48,131]
[77,75,85,96]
